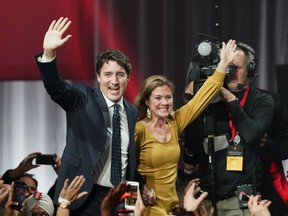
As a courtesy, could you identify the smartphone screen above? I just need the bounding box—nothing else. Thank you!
[35,154,55,165]
[239,191,250,201]
[125,181,139,210]
[11,181,27,210]
[237,184,253,209]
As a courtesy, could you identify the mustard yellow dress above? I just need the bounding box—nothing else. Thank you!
[135,71,225,215]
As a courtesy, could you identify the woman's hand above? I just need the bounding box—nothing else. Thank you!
[141,184,156,205]
[216,39,239,73]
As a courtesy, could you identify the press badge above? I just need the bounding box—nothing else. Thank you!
[226,145,243,171]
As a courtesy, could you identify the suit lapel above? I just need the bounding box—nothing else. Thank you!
[94,88,110,128]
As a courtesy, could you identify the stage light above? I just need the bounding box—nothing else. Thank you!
[197,41,212,56]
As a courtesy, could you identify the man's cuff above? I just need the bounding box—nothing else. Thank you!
[37,54,56,63]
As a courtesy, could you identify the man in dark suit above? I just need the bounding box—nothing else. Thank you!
[35,17,142,215]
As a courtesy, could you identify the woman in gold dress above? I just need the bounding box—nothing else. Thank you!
[134,40,239,215]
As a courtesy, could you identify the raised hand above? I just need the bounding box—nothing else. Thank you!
[59,175,88,203]
[183,182,208,212]
[101,181,128,216]
[248,195,271,216]
[9,152,41,179]
[134,189,145,216]
[0,178,9,205]
[43,17,72,60]
[217,39,239,73]
[184,178,200,195]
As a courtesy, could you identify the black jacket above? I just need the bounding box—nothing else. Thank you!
[185,86,274,200]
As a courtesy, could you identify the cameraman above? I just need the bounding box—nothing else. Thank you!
[183,42,274,215]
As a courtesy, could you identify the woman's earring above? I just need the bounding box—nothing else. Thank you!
[147,108,151,119]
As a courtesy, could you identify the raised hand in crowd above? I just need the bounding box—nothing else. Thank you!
[183,182,208,215]
[134,188,145,216]
[248,195,271,216]
[0,177,9,206]
[3,182,26,216]
[4,152,41,182]
[100,181,128,216]
[56,175,88,216]
[184,178,200,195]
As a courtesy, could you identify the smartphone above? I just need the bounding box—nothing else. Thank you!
[238,191,250,201]
[125,181,139,210]
[11,181,27,210]
[35,154,56,165]
[237,184,253,209]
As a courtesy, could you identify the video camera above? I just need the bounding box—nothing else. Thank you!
[184,33,223,102]
[191,33,221,79]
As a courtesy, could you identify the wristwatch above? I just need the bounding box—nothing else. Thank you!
[59,202,69,209]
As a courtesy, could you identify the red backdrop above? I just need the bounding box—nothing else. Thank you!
[0,0,140,101]
[0,0,95,81]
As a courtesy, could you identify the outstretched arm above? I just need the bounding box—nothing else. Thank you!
[1,152,41,184]
[43,17,72,60]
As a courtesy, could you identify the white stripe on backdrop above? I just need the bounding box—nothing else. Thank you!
[0,81,66,192]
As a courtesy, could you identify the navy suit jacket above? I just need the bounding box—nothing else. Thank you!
[35,54,139,210]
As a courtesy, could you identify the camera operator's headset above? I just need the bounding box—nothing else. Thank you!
[237,42,258,78]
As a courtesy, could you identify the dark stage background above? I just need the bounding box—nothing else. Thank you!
[1,0,288,107]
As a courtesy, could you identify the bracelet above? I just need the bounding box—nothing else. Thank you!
[58,197,71,205]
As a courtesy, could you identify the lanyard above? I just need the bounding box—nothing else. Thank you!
[228,86,250,140]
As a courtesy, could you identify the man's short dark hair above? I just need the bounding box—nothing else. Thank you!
[96,49,132,77]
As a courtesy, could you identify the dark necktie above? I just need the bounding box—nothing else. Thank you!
[110,103,122,187]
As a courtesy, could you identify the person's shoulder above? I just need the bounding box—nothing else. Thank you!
[123,99,138,112]
[135,120,146,130]
[73,83,98,95]
[251,87,273,98]
[73,82,91,89]
[251,87,274,106]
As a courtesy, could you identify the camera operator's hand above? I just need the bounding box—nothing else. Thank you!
[219,87,238,102]
[217,39,238,73]
[259,133,268,147]
[8,152,41,180]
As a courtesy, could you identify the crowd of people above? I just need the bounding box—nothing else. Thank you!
[0,16,286,216]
